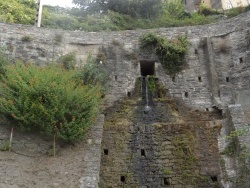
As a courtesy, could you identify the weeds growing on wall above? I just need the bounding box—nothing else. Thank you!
[0,62,102,142]
[0,139,10,151]
[221,127,250,186]
[21,35,32,42]
[77,54,109,96]
[139,32,188,75]
[57,52,77,70]
[148,76,157,93]
[172,132,198,183]
[54,34,63,45]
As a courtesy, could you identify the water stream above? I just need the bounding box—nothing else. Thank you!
[143,76,151,112]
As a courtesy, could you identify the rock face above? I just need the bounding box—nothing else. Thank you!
[0,12,249,187]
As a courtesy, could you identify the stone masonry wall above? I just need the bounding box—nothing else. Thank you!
[1,12,249,110]
[0,12,250,187]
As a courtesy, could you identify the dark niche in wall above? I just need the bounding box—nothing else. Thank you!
[218,90,221,97]
[127,91,131,98]
[140,61,155,76]
[239,57,243,64]
[210,175,218,182]
[141,149,146,156]
[104,149,109,155]
[212,106,223,118]
[120,176,126,183]
[163,177,170,186]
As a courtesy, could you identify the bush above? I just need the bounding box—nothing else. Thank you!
[139,32,163,51]
[139,33,188,75]
[224,7,245,18]
[198,4,220,16]
[0,63,102,142]
[0,139,10,151]
[21,35,32,42]
[0,0,36,25]
[78,55,108,95]
[57,52,77,70]
[0,50,8,75]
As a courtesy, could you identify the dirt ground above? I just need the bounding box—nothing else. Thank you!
[0,120,90,188]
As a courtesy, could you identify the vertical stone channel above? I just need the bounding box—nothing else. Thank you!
[100,75,222,187]
[128,76,161,187]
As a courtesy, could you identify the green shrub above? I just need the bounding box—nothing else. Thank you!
[198,4,220,16]
[139,32,163,51]
[139,33,188,75]
[245,5,250,12]
[54,34,63,45]
[0,63,102,142]
[96,52,107,64]
[0,139,10,151]
[0,0,36,25]
[57,52,77,70]
[21,35,32,42]
[225,7,245,18]
[0,50,8,75]
[41,12,81,30]
[148,76,157,93]
[78,55,108,96]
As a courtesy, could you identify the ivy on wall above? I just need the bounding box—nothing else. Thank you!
[139,32,188,75]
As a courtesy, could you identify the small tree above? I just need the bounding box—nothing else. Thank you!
[162,0,186,19]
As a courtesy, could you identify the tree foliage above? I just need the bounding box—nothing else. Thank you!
[73,0,162,19]
[0,62,102,142]
[0,0,36,24]
[0,0,222,31]
[162,0,189,19]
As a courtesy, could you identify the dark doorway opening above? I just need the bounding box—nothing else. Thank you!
[140,61,155,76]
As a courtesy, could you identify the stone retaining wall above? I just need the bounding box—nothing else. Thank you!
[0,12,250,187]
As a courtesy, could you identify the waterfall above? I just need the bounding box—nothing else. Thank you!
[139,76,151,112]
[140,76,144,100]
[145,76,149,107]
[144,76,151,112]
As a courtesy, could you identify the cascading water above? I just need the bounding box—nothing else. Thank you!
[145,76,149,106]
[144,76,151,112]
[140,76,144,100]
